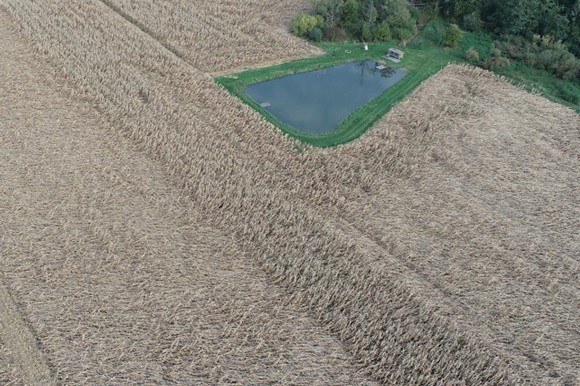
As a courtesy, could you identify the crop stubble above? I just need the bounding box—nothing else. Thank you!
[1,0,578,385]
[101,0,322,74]
[0,9,376,385]
[0,336,23,386]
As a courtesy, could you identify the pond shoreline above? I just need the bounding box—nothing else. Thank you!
[243,60,407,136]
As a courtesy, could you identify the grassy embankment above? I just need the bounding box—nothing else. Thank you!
[217,22,579,148]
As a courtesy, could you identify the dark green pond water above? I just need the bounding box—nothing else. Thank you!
[244,60,407,135]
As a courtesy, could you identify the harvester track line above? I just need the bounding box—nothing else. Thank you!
[98,0,193,67]
[0,275,55,386]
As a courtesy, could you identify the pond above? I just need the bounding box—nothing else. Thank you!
[244,60,407,135]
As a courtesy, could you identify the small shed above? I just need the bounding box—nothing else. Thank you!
[387,48,404,60]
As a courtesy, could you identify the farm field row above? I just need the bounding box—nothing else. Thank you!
[0,12,373,384]
[1,0,578,385]
[102,0,322,73]
[335,65,580,385]
[0,335,23,385]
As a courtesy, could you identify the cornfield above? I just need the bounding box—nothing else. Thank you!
[102,0,322,73]
[1,0,578,385]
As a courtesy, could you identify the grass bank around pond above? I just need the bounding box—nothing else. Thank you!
[217,41,451,148]
[217,24,579,148]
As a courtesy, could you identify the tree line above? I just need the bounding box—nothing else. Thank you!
[291,0,579,82]
[291,0,420,42]
[435,0,580,57]
[292,0,579,55]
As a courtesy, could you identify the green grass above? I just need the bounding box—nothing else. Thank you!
[455,28,580,112]
[216,40,450,147]
[216,21,579,147]
[496,63,580,111]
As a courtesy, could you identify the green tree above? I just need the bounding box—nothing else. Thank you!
[375,21,392,41]
[342,0,362,36]
[537,1,569,40]
[305,0,420,42]
[565,0,580,55]
[381,0,416,40]
[393,23,415,41]
[291,14,323,37]
[485,0,542,36]
[361,0,378,40]
[361,23,373,41]
[465,47,480,63]
[440,0,483,19]
[444,23,464,47]
[313,0,344,28]
[363,0,378,26]
[462,11,483,31]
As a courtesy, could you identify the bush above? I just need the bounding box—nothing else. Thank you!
[489,47,502,58]
[361,24,373,42]
[309,27,323,42]
[497,37,527,58]
[494,34,580,80]
[553,56,580,81]
[536,49,556,70]
[322,27,347,42]
[465,47,480,64]
[444,24,464,48]
[484,55,511,71]
[291,14,322,38]
[374,21,391,41]
[462,12,483,31]
[524,52,539,67]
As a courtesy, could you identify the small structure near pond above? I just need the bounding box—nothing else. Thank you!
[385,48,404,63]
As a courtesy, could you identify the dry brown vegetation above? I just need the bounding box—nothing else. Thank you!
[102,0,322,73]
[1,0,579,385]
[0,337,23,386]
[0,13,375,385]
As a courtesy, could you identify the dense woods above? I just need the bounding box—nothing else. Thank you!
[438,0,580,81]
[292,0,420,42]
[292,0,580,82]
[437,0,580,56]
[294,0,579,52]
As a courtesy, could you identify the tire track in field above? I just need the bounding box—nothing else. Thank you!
[0,7,376,383]
[97,0,193,66]
[0,275,55,386]
[95,0,464,327]
[50,3,526,383]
